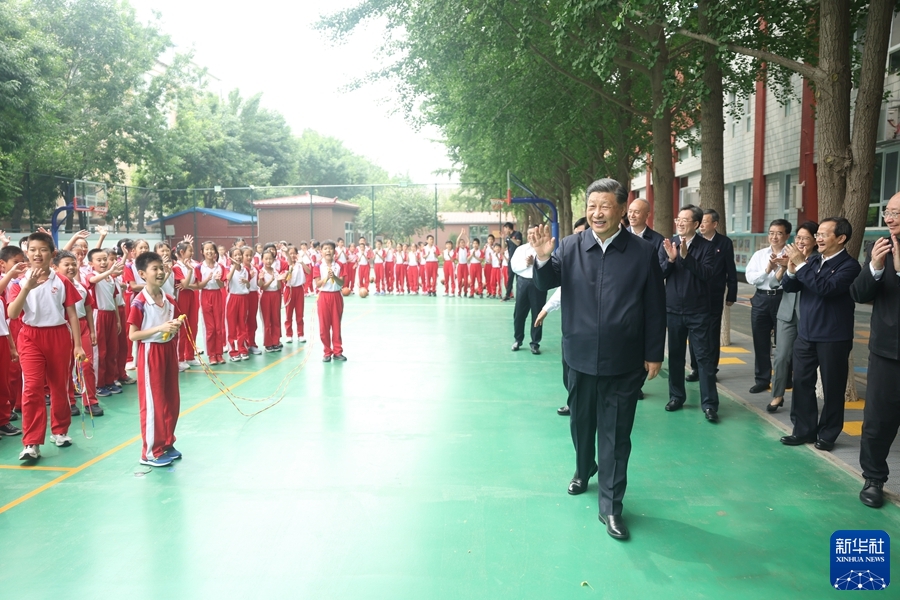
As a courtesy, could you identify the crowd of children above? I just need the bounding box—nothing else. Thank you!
[0,226,506,467]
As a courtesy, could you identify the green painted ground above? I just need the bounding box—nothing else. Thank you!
[1,295,897,598]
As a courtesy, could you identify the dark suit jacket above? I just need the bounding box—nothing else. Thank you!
[782,250,861,343]
[707,232,738,306]
[533,228,666,377]
[659,234,715,315]
[629,226,665,255]
[851,243,900,360]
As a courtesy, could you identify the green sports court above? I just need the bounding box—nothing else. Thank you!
[1,296,897,598]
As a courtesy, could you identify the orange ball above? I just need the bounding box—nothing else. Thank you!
[359,287,369,298]
[341,287,351,296]
[369,276,375,283]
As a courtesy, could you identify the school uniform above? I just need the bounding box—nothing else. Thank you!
[10,270,80,446]
[347,247,359,291]
[122,263,145,364]
[87,270,120,388]
[442,248,456,295]
[67,280,99,409]
[407,250,420,293]
[396,251,408,293]
[489,248,502,296]
[114,274,130,381]
[225,264,251,359]
[246,265,260,350]
[456,246,469,296]
[318,261,345,358]
[173,261,199,363]
[423,244,439,293]
[4,285,23,411]
[284,260,307,339]
[373,248,386,293]
[468,248,484,296]
[0,298,15,427]
[128,289,181,462]
[259,268,282,347]
[483,247,495,296]
[384,248,395,292]
[195,261,226,361]
[358,246,372,290]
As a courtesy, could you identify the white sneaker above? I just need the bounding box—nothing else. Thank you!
[178,361,190,372]
[248,346,263,355]
[285,338,293,344]
[187,359,202,367]
[229,355,242,362]
[296,336,307,343]
[19,445,40,460]
[125,361,136,371]
[50,433,72,447]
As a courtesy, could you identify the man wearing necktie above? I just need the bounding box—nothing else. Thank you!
[780,217,861,451]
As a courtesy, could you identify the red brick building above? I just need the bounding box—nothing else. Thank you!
[412,211,517,245]
[253,193,360,245]
[151,207,257,249]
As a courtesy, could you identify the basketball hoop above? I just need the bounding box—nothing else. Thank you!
[490,199,506,212]
[72,180,109,215]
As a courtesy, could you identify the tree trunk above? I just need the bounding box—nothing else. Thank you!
[814,0,852,219]
[649,23,675,237]
[698,0,727,235]
[845,0,895,259]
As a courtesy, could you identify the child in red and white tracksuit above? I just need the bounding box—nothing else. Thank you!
[357,240,372,291]
[373,240,386,294]
[86,248,122,396]
[468,239,484,297]
[384,240,395,293]
[8,233,85,460]
[172,242,200,368]
[0,246,27,424]
[243,248,262,354]
[423,236,439,295]
[0,262,23,437]
[442,242,456,296]
[395,246,407,294]
[194,242,227,365]
[284,246,310,343]
[316,242,346,361]
[258,250,284,351]
[225,247,251,361]
[406,245,420,294]
[456,239,469,297]
[128,251,184,467]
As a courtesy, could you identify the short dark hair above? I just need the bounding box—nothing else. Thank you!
[201,241,219,261]
[679,204,703,223]
[0,246,25,262]
[702,208,720,223]
[585,178,628,206]
[321,240,336,250]
[51,250,77,266]
[769,219,793,236]
[27,232,55,252]
[796,221,819,237]
[512,231,523,242]
[87,248,107,263]
[503,222,514,230]
[820,217,852,244]
[135,251,163,273]
[573,217,588,230]
[472,237,480,245]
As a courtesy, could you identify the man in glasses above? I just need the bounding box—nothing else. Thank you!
[851,197,900,508]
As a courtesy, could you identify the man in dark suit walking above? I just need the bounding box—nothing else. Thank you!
[687,208,738,381]
[850,196,900,508]
[780,217,861,451]
[532,178,666,540]
[660,205,720,422]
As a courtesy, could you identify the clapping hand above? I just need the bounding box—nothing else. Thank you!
[530,224,555,261]
[0,230,9,247]
[663,238,678,263]
[784,243,805,266]
[871,235,900,272]
[20,267,43,291]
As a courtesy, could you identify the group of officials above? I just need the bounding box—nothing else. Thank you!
[510,177,900,540]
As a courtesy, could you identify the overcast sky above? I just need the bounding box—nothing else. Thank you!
[130,0,455,184]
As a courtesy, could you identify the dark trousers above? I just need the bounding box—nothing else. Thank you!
[567,367,643,516]
[513,276,546,348]
[790,337,852,443]
[667,312,719,411]
[504,264,515,299]
[750,291,781,385]
[689,307,723,374]
[860,352,900,482]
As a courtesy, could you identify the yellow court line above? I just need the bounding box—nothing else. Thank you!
[0,465,75,472]
[0,347,305,516]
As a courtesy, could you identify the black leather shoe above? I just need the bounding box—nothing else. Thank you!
[637,391,644,400]
[766,398,784,413]
[814,438,835,451]
[322,356,332,362]
[511,342,521,351]
[333,354,347,362]
[567,464,598,495]
[749,383,770,394]
[780,434,813,446]
[598,514,629,540]
[530,345,541,355]
[704,408,719,423]
[859,479,885,508]
[685,370,699,382]
[665,399,684,412]
[557,406,570,416]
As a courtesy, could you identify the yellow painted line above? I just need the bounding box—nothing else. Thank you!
[720,346,751,354]
[845,400,865,410]
[180,370,262,375]
[718,357,747,365]
[843,421,863,436]
[856,330,870,338]
[0,465,75,472]
[0,347,305,516]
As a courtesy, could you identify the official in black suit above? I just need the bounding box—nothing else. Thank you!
[660,205,720,422]
[509,228,547,354]
[850,198,900,508]
[626,197,665,255]
[780,217,861,451]
[532,178,666,540]
[502,222,519,300]
[688,208,738,380]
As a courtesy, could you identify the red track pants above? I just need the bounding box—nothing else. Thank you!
[468,264,483,296]
[200,289,225,359]
[346,264,357,291]
[94,309,119,388]
[260,291,282,347]
[456,264,468,296]
[175,289,198,362]
[407,265,419,292]
[284,286,305,338]
[317,291,344,357]
[425,262,438,293]
[0,338,13,426]
[117,305,129,380]
[385,262,394,292]
[225,293,250,358]
[71,317,98,407]
[374,263,385,292]
[443,262,455,294]
[8,320,22,410]
[19,324,74,445]
[396,264,407,293]
[136,340,180,461]
[484,264,494,295]
[358,264,370,290]
[247,291,260,349]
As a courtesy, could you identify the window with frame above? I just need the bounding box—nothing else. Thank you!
[344,222,355,244]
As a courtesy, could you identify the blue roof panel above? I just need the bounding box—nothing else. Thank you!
[148,207,257,226]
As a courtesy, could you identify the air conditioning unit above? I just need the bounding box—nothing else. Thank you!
[792,182,805,210]
[680,186,700,205]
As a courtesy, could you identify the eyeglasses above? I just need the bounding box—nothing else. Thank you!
[814,232,831,239]
[883,210,900,220]
[673,218,694,225]
[795,235,814,243]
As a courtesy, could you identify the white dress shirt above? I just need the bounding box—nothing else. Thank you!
[745,246,785,290]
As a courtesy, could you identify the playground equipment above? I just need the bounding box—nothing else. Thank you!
[50,180,108,247]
